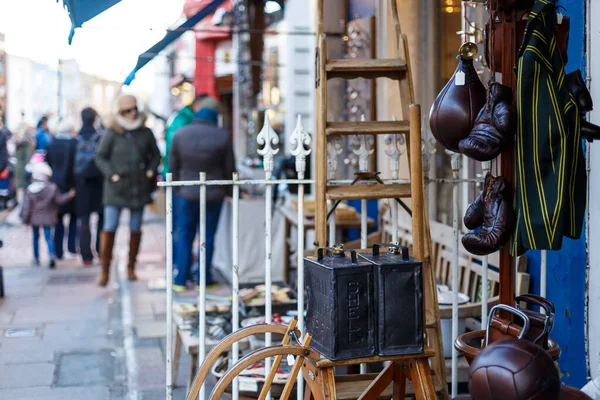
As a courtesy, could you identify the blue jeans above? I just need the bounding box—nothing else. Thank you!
[103,206,144,233]
[55,212,77,258]
[33,226,54,260]
[174,197,222,286]
[172,192,180,266]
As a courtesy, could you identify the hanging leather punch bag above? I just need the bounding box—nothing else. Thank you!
[429,42,486,153]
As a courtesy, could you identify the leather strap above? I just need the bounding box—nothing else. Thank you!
[489,317,523,343]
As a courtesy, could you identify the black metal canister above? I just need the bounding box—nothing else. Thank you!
[359,244,424,356]
[304,246,377,360]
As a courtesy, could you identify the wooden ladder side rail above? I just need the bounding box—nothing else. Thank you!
[423,203,450,398]
[315,33,329,249]
[316,0,324,35]
[393,1,446,392]
[389,0,415,115]
[210,344,321,400]
[186,320,299,400]
[409,105,448,398]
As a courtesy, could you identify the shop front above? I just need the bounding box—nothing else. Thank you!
[153,0,600,398]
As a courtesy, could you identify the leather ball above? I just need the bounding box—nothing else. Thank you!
[469,339,560,400]
[560,386,593,400]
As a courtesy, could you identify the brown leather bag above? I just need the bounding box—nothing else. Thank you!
[486,304,531,346]
[487,299,555,349]
[515,294,555,349]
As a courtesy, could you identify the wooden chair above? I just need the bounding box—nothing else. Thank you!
[188,319,439,400]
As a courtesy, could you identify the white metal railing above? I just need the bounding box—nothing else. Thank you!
[158,113,543,399]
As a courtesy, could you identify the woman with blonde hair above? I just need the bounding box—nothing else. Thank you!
[94,95,160,286]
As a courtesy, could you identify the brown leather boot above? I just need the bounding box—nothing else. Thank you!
[127,232,142,281]
[98,231,116,287]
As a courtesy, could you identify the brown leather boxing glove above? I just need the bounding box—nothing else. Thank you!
[459,82,515,161]
[463,172,491,230]
[462,174,514,256]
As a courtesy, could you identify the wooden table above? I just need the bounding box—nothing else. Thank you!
[173,315,200,392]
[277,205,376,281]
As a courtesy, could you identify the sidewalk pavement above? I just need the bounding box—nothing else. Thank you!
[0,210,192,399]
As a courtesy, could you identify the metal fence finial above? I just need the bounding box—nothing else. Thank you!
[353,115,374,173]
[257,114,280,179]
[290,115,312,180]
[327,137,343,180]
[385,115,405,177]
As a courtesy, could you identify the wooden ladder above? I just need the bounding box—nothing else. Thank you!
[314,1,448,398]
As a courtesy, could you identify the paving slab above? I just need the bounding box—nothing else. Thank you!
[56,351,115,387]
[136,321,166,339]
[139,388,188,400]
[136,365,168,390]
[42,334,114,352]
[135,347,164,367]
[0,311,14,323]
[0,363,55,389]
[43,320,108,341]
[13,304,108,323]
[0,385,110,400]
[0,348,56,364]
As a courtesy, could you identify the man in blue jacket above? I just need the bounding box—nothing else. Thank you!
[35,116,52,151]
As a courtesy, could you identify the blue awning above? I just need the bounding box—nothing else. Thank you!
[59,0,122,44]
[123,0,226,86]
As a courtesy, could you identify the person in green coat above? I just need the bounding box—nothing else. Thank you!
[94,94,161,287]
[163,94,223,176]
[13,126,34,202]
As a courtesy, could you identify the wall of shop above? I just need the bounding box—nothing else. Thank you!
[525,0,588,387]
[587,0,600,382]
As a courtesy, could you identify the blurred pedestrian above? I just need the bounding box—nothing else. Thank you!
[13,125,34,203]
[21,162,75,268]
[163,94,222,273]
[74,107,104,266]
[35,116,52,151]
[169,107,234,292]
[163,94,222,177]
[95,94,160,286]
[45,118,78,260]
[0,123,7,172]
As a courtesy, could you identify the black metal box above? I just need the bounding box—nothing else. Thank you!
[305,247,377,360]
[358,244,424,356]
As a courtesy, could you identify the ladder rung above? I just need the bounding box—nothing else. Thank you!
[326,120,410,136]
[326,184,412,201]
[326,58,407,80]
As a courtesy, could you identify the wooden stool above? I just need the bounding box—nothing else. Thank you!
[304,351,438,400]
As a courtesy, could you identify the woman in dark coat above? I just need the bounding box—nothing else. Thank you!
[45,118,77,259]
[75,107,104,265]
[94,95,160,286]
